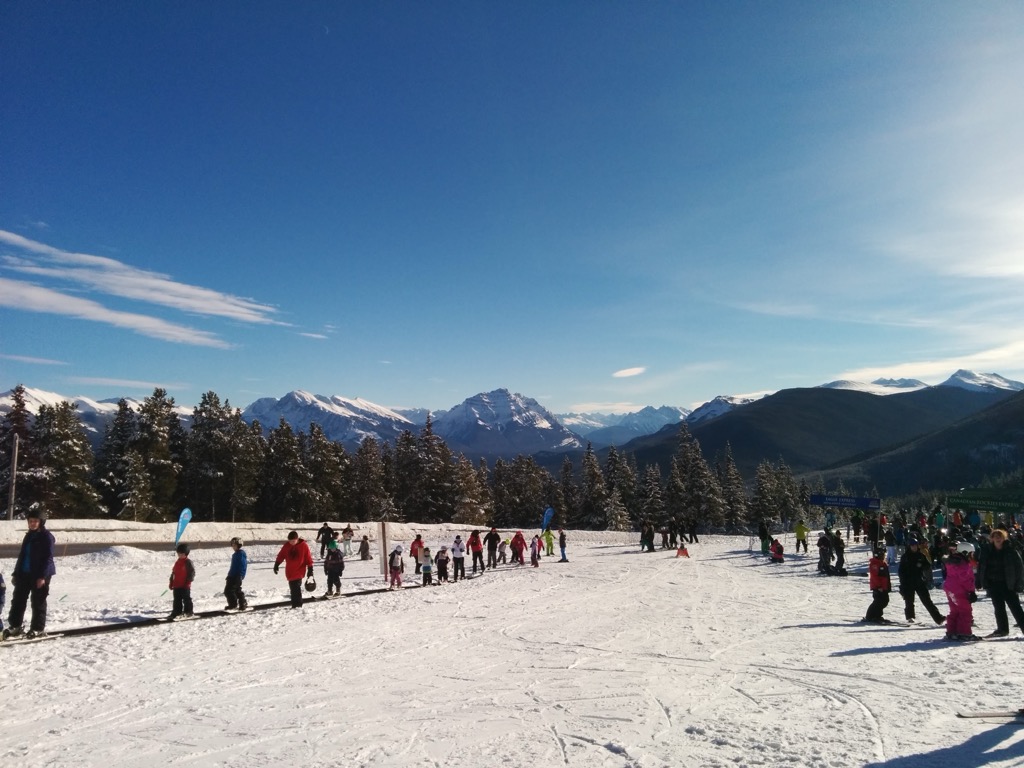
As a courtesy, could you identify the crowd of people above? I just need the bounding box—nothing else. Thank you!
[756,508,1024,642]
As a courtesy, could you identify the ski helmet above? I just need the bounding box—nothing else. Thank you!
[304,577,317,592]
[957,541,975,555]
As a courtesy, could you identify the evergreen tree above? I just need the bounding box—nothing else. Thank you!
[605,446,640,525]
[452,455,488,525]
[259,419,311,523]
[639,464,664,529]
[604,487,631,532]
[577,443,608,529]
[304,422,345,522]
[184,391,234,522]
[120,449,158,522]
[750,460,777,525]
[676,424,725,527]
[0,384,33,517]
[390,430,420,521]
[29,401,101,518]
[416,416,457,523]
[227,415,266,522]
[93,399,137,516]
[134,389,180,519]
[558,457,580,528]
[717,442,748,531]
[351,437,393,522]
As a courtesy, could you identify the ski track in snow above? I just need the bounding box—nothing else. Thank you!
[3,528,1024,766]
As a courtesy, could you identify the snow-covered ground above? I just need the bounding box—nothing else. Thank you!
[2,522,1024,768]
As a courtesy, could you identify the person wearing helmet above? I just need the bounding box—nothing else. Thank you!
[224,537,248,611]
[4,509,56,639]
[450,536,466,582]
[274,531,314,608]
[897,537,946,626]
[168,542,196,620]
[943,541,979,640]
[388,544,405,590]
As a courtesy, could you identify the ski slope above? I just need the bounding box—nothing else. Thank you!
[1,523,1023,767]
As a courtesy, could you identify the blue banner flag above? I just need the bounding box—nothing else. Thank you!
[542,506,555,531]
[174,507,193,545]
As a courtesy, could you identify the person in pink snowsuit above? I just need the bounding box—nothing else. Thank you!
[943,543,978,641]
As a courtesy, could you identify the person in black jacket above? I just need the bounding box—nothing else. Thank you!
[483,527,502,569]
[978,528,1024,638]
[897,537,945,625]
[5,509,56,639]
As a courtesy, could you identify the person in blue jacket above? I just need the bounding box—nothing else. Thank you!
[224,537,248,611]
[5,509,56,639]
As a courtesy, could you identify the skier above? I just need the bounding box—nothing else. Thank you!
[224,537,248,611]
[410,534,424,575]
[769,538,785,563]
[816,530,834,574]
[863,546,892,623]
[943,542,979,641]
[168,543,196,620]
[467,530,485,574]
[794,520,810,554]
[274,531,315,608]
[451,536,467,581]
[898,537,945,625]
[542,527,555,557]
[484,527,502,569]
[315,522,334,559]
[687,518,699,544]
[341,524,354,556]
[388,544,405,590]
[978,528,1024,638]
[530,535,541,567]
[558,529,568,562]
[497,538,508,565]
[758,520,770,554]
[510,531,527,564]
[831,529,846,574]
[434,546,451,583]
[323,538,345,596]
[4,509,56,639]
[358,535,371,560]
[419,546,433,586]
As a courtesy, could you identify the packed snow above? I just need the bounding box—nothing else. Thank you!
[2,521,1024,768]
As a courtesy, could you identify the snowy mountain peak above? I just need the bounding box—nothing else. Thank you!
[686,394,763,424]
[939,370,1024,393]
[818,379,928,395]
[241,390,412,445]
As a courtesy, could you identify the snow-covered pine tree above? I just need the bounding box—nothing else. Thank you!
[134,389,180,520]
[92,398,137,516]
[0,384,33,517]
[716,442,748,531]
[260,418,312,524]
[29,401,101,518]
[639,464,664,529]
[577,443,608,530]
[558,456,580,529]
[604,487,631,532]
[452,455,488,526]
[120,449,158,522]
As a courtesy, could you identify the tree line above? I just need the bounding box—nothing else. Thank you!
[2,384,829,530]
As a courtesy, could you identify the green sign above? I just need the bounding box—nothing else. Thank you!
[946,495,1023,512]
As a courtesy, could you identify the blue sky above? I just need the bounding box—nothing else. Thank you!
[2,2,1024,414]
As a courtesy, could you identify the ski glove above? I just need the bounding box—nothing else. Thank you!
[968,592,978,603]
[273,563,280,575]
[307,566,314,578]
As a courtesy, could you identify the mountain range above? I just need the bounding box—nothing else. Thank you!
[3,369,1023,494]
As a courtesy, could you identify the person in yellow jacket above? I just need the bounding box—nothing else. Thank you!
[794,520,810,554]
[542,528,556,557]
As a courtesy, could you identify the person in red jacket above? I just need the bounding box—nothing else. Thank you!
[863,546,892,623]
[467,530,485,574]
[168,543,196,620]
[410,534,424,575]
[274,531,314,608]
[510,531,527,566]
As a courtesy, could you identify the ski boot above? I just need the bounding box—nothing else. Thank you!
[3,626,24,641]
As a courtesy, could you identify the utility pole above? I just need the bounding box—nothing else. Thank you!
[7,433,18,521]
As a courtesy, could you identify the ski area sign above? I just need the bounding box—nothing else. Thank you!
[946,490,1023,512]
[809,494,881,510]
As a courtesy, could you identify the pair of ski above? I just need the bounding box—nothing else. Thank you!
[1,631,61,646]
[957,710,1024,719]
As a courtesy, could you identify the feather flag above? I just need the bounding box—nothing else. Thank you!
[174,507,193,545]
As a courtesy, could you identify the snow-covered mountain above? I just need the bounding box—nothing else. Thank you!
[939,369,1024,393]
[686,394,766,424]
[392,407,447,426]
[818,378,929,395]
[557,412,621,436]
[433,388,583,457]
[0,386,191,445]
[577,406,690,448]
[241,390,413,446]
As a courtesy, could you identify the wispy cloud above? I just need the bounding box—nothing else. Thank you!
[838,339,1024,384]
[70,376,187,390]
[570,401,638,414]
[0,230,286,325]
[298,332,328,340]
[0,353,68,365]
[0,277,231,348]
[612,367,646,378]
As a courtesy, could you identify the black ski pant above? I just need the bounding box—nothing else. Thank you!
[795,539,807,553]
[288,579,303,608]
[487,548,498,569]
[901,585,943,623]
[436,563,449,582]
[988,583,1024,634]
[8,575,50,632]
[689,531,699,544]
[452,557,465,581]
[224,576,247,609]
[472,551,485,573]
[326,572,342,593]
[171,587,193,617]
[865,589,889,621]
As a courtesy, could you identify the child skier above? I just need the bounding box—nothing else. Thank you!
[224,537,248,611]
[944,542,980,641]
[420,546,433,586]
[530,535,541,567]
[388,544,405,590]
[323,538,345,596]
[434,546,450,583]
[497,539,508,565]
[862,546,892,624]
[169,543,196,620]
